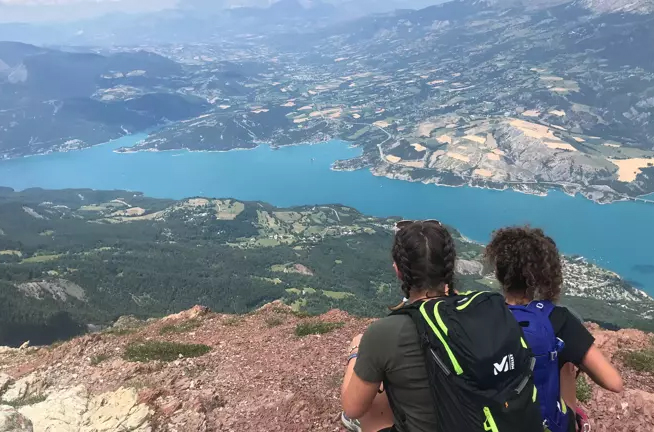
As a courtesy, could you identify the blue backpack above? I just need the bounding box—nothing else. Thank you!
[509,301,571,432]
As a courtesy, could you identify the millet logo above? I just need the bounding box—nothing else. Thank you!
[493,354,515,375]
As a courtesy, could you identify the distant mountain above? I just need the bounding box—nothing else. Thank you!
[0,0,449,46]
[0,43,208,159]
[182,0,445,14]
[581,0,654,13]
[0,0,651,46]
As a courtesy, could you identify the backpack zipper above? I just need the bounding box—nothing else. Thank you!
[429,348,451,376]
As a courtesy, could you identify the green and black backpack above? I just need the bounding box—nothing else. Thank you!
[388,291,544,432]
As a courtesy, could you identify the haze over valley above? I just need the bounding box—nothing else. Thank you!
[2,1,654,430]
[1,0,654,342]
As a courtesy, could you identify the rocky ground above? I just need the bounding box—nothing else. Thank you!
[0,303,652,431]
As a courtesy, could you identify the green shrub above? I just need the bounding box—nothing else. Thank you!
[271,306,312,318]
[159,319,201,335]
[90,353,111,366]
[265,315,285,327]
[104,328,138,336]
[576,375,592,404]
[295,321,344,337]
[123,341,211,362]
[223,316,243,326]
[2,394,47,408]
[291,310,312,318]
[622,349,654,373]
[49,340,65,350]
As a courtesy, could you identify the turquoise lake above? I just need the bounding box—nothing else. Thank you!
[1,134,653,294]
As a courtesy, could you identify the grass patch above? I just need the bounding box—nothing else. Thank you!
[124,341,211,363]
[348,126,371,140]
[159,319,201,335]
[285,287,316,295]
[295,321,344,337]
[621,349,654,374]
[21,254,61,263]
[576,375,592,403]
[49,340,65,350]
[271,306,312,318]
[2,394,47,408]
[285,288,302,295]
[222,316,243,327]
[322,290,354,299]
[265,315,285,328]
[104,328,138,336]
[292,310,311,318]
[90,353,111,366]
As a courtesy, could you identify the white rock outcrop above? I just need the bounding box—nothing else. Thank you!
[19,386,151,432]
[0,405,33,432]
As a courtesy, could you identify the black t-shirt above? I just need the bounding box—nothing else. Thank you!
[549,305,595,369]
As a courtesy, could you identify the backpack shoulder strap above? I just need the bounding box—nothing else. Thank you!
[526,300,556,317]
[525,300,565,357]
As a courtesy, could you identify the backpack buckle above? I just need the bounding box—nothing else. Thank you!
[551,338,565,360]
[556,337,566,353]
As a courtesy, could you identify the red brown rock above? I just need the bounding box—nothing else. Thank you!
[0,303,650,431]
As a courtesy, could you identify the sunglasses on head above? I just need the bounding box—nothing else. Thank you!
[394,219,442,232]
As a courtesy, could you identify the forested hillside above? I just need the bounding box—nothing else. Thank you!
[0,187,651,346]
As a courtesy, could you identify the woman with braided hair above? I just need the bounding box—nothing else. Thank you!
[340,220,456,432]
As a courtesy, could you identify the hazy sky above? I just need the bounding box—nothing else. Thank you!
[0,0,179,23]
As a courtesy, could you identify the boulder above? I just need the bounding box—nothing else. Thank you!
[2,375,47,404]
[0,375,13,397]
[111,315,144,330]
[0,406,33,432]
[19,386,86,430]
[160,305,210,323]
[19,386,151,432]
[455,259,484,276]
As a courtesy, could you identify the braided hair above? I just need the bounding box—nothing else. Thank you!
[392,221,457,298]
[485,226,563,302]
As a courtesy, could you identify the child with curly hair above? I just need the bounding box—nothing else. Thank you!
[486,226,623,432]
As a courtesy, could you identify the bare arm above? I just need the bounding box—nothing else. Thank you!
[341,359,382,419]
[580,344,624,393]
[341,334,382,419]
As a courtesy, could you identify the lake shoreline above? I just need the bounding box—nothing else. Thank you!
[1,135,653,294]
[7,136,654,206]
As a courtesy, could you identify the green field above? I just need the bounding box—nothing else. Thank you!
[22,254,62,263]
[322,290,354,299]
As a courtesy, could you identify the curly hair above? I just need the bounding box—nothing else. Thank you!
[392,221,457,298]
[485,226,563,302]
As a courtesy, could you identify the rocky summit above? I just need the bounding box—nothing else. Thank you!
[0,303,652,432]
